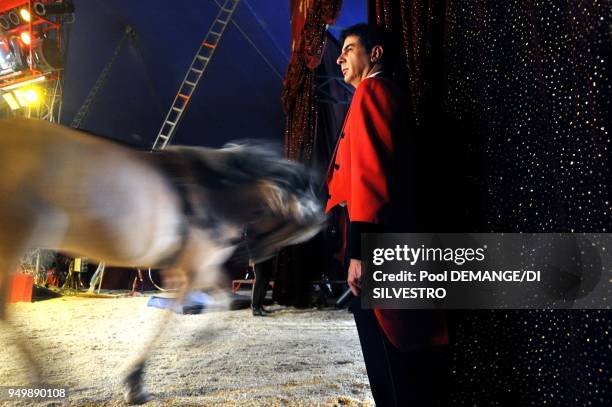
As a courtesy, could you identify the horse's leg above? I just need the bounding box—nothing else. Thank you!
[0,222,44,384]
[122,267,194,405]
[123,227,238,405]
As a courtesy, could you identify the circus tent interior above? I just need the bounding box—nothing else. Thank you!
[0,1,610,406]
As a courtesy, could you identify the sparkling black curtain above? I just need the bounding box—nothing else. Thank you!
[369,1,612,405]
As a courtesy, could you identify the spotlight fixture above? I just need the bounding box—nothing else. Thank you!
[33,2,45,16]
[33,1,75,17]
[8,11,20,26]
[0,16,10,30]
[31,37,63,71]
[1,85,42,110]
[22,88,39,103]
[19,8,31,23]
[0,36,28,73]
[14,87,39,105]
[20,31,30,45]
[0,1,71,115]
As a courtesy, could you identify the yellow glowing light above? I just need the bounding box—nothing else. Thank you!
[13,88,40,107]
[20,8,31,22]
[23,88,38,103]
[2,85,42,110]
[20,31,31,45]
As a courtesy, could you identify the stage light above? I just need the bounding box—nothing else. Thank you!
[0,36,29,74]
[32,37,63,71]
[2,92,20,110]
[13,88,39,107]
[33,1,75,16]
[1,82,44,110]
[20,32,31,45]
[20,9,31,22]
[33,2,45,16]
[22,88,39,103]
[8,11,20,26]
[0,16,10,30]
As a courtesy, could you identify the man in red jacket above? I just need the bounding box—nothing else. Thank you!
[327,24,449,405]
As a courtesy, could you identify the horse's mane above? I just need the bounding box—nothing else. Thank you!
[149,142,325,252]
[156,142,318,195]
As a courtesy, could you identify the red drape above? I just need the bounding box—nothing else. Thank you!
[282,0,342,163]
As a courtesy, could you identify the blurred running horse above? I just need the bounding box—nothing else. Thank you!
[0,118,324,404]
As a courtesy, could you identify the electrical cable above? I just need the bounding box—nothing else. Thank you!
[242,0,289,62]
[210,0,283,79]
[148,268,167,292]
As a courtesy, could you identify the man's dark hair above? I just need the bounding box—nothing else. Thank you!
[340,23,394,69]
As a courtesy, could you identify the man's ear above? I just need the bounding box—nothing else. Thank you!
[371,45,384,64]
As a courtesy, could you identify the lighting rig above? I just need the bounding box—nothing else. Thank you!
[0,0,73,121]
[1,1,74,287]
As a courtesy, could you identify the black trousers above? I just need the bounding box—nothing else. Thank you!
[350,296,450,406]
[252,258,274,309]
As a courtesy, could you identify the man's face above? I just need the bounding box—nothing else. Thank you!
[337,35,373,88]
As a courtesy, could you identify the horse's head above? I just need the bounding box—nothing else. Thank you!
[161,143,326,261]
[241,177,325,262]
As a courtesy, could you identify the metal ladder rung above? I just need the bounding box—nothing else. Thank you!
[203,37,219,45]
[151,0,239,152]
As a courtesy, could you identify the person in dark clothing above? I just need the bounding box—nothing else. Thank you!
[251,257,275,316]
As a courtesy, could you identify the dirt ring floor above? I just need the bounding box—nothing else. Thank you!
[0,296,373,406]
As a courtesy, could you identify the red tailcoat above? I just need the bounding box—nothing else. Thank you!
[325,76,399,222]
[326,76,448,351]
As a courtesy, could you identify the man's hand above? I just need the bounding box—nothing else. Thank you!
[347,259,362,295]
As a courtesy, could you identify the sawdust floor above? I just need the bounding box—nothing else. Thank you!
[0,296,373,406]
